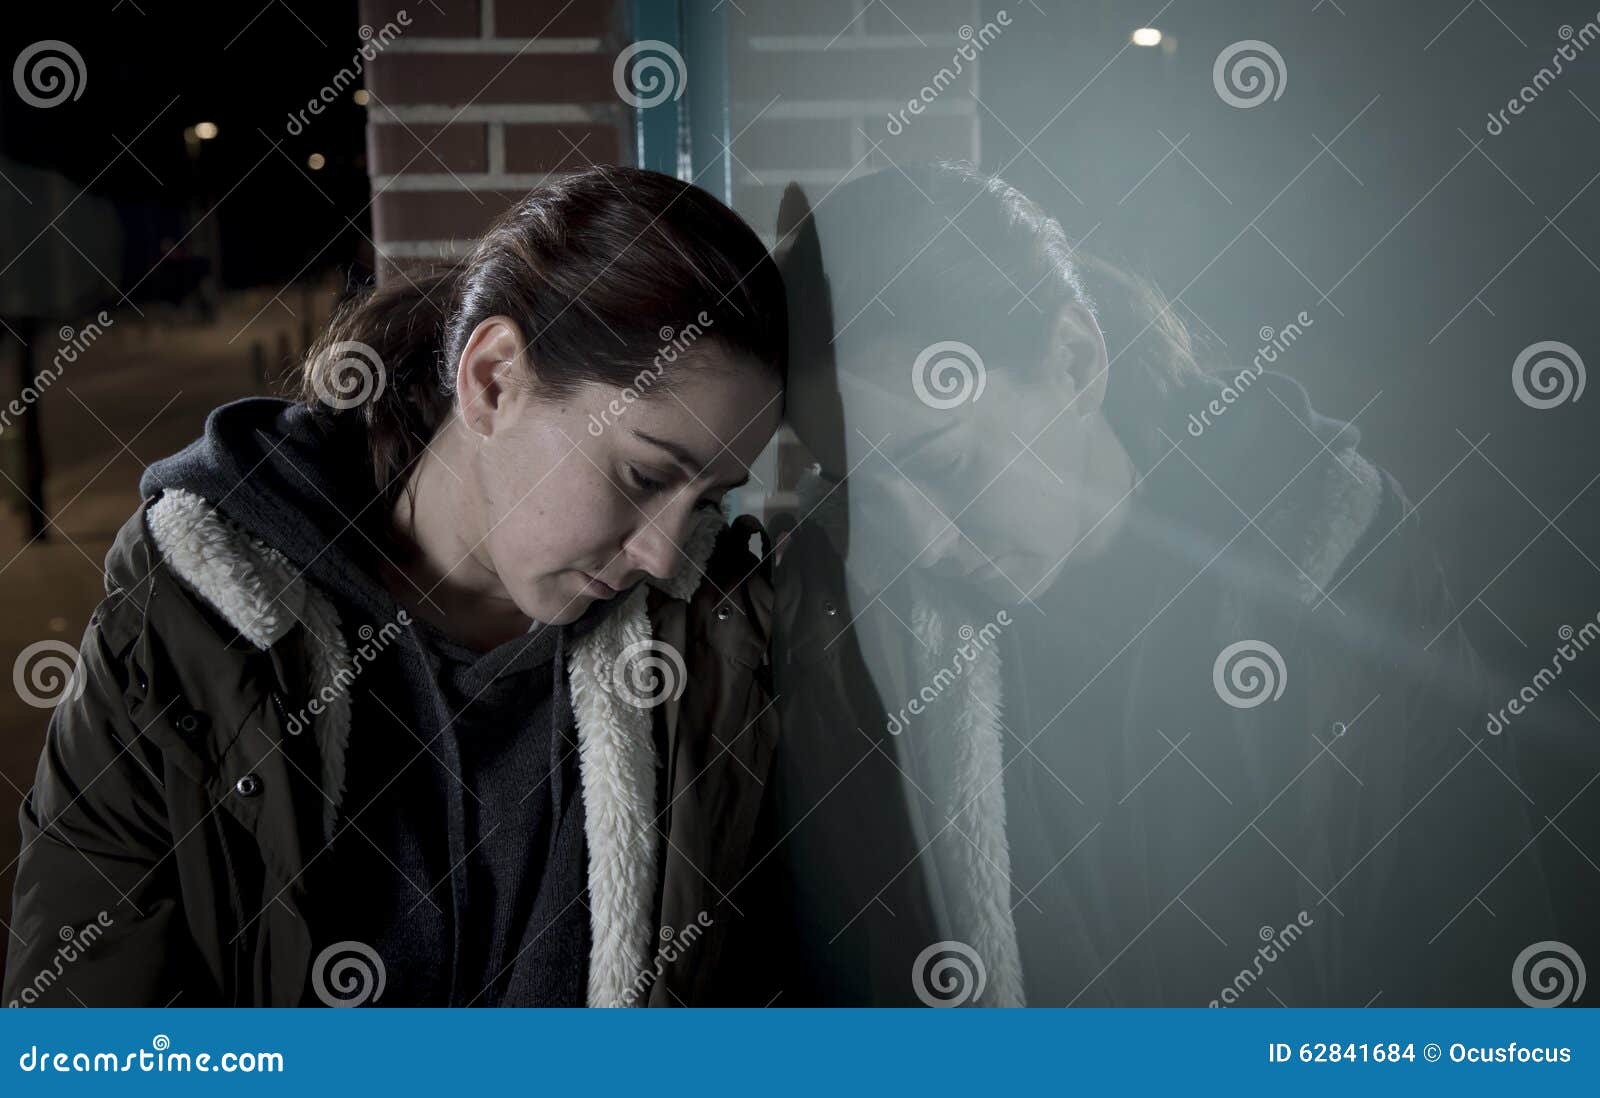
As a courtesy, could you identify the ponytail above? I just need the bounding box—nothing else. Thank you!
[298,263,463,517]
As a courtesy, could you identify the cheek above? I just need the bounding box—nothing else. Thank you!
[484,459,636,578]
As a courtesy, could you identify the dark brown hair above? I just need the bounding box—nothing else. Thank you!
[299,165,787,515]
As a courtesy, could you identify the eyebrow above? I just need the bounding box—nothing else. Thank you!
[633,429,751,490]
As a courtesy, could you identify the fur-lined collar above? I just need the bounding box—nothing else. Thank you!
[145,487,723,1008]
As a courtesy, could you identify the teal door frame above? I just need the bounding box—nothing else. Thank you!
[626,0,731,201]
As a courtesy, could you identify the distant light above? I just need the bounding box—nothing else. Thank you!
[307,152,326,170]
[194,121,219,140]
[1131,27,1163,47]
[352,88,369,106]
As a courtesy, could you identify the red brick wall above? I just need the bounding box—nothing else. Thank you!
[357,0,630,279]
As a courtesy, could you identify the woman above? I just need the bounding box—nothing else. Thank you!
[4,166,788,1007]
[767,161,1569,1006]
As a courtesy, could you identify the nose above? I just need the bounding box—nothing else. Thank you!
[917,517,965,567]
[623,504,693,584]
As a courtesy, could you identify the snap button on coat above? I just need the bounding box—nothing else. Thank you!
[234,773,262,798]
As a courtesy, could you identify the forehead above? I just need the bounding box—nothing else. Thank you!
[625,359,781,467]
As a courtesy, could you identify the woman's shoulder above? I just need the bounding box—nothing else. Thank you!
[104,488,318,668]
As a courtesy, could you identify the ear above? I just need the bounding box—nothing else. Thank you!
[455,316,526,437]
[1047,300,1111,417]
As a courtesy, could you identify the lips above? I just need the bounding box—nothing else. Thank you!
[580,571,623,597]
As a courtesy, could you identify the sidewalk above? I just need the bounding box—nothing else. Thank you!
[0,284,337,970]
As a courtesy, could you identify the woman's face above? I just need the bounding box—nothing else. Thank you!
[461,335,782,626]
[791,320,1124,606]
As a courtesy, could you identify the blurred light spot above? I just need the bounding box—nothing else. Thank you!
[307,152,326,170]
[1131,27,1162,47]
[48,617,67,632]
[352,88,370,106]
[194,121,219,140]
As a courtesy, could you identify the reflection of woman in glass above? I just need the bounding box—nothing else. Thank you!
[770,161,1556,1006]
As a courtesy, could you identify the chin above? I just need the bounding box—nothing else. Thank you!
[521,586,588,627]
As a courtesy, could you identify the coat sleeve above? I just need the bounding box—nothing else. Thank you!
[3,597,200,1006]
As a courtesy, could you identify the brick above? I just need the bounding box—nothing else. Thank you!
[359,0,479,38]
[504,122,623,172]
[369,122,489,175]
[373,189,522,241]
[367,52,616,106]
[495,0,616,39]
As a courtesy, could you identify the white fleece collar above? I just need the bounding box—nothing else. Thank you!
[145,487,725,1008]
